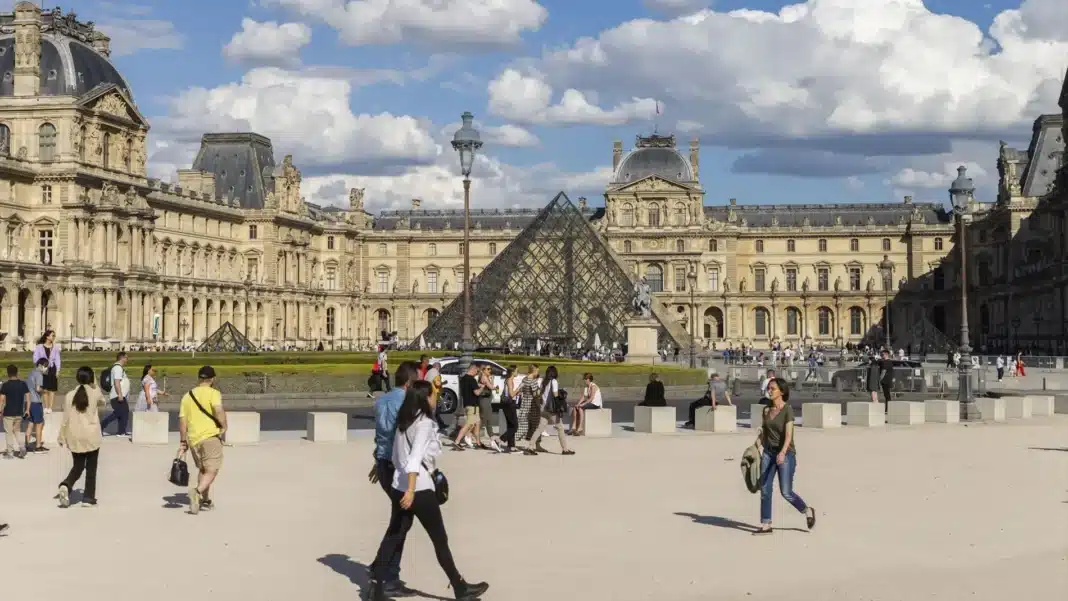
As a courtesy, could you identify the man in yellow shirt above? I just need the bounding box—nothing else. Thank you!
[178,366,227,515]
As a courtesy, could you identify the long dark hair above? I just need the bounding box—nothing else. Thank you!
[770,377,791,402]
[541,365,558,395]
[142,364,153,379]
[37,329,54,345]
[396,380,434,433]
[73,366,95,413]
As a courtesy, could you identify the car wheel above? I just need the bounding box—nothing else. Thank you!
[439,389,458,415]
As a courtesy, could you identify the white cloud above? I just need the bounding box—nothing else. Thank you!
[260,0,548,49]
[437,120,539,147]
[889,162,988,190]
[503,0,1067,151]
[98,19,184,56]
[223,19,312,68]
[644,0,711,17]
[487,69,659,126]
[152,67,438,173]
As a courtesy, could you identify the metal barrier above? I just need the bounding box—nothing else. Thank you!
[719,364,988,400]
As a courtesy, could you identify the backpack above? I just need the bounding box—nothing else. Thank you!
[99,363,121,393]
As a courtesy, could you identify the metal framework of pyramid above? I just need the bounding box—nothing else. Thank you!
[411,192,686,352]
[197,321,257,352]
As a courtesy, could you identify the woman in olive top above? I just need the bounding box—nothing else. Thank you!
[753,378,816,534]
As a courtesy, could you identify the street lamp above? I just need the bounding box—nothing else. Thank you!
[950,166,980,421]
[451,111,482,370]
[879,255,894,350]
[179,318,189,348]
[1011,316,1021,350]
[1032,313,1041,351]
[68,322,73,348]
[87,308,95,351]
[686,267,698,368]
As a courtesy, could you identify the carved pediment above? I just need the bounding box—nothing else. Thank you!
[615,175,691,194]
[81,87,147,127]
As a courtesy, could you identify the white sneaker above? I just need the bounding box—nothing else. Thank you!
[45,408,52,414]
[541,431,550,438]
[464,435,473,447]
[489,439,501,453]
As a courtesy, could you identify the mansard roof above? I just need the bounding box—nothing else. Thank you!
[191,133,276,210]
[370,206,602,231]
[703,202,952,228]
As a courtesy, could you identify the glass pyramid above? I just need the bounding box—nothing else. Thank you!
[197,321,257,353]
[413,192,686,352]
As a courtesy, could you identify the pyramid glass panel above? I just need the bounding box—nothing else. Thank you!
[412,193,686,351]
[197,321,258,352]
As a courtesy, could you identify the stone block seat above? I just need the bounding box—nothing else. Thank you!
[846,402,884,427]
[924,400,960,424]
[695,405,737,433]
[634,406,676,433]
[583,408,613,437]
[132,411,170,445]
[1027,395,1054,417]
[225,411,261,444]
[977,398,1006,422]
[802,403,841,429]
[1005,396,1032,419]
[888,401,925,426]
[306,412,348,442]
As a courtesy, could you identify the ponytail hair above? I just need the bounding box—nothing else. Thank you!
[73,366,94,413]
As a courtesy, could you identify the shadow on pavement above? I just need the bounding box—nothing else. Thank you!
[317,553,453,601]
[1028,447,1068,452]
[674,512,808,534]
[162,493,188,509]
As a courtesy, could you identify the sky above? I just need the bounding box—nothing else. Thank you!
[32,0,1068,213]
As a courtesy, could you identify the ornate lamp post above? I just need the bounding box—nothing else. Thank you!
[1032,313,1041,351]
[1011,316,1021,350]
[687,267,697,369]
[950,166,980,421]
[68,321,73,348]
[179,318,189,348]
[88,308,95,351]
[451,111,482,369]
[879,255,894,350]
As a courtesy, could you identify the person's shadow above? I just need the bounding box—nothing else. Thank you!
[162,493,188,509]
[675,512,807,533]
[317,554,453,601]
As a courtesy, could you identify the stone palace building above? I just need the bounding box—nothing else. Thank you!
[0,2,1062,352]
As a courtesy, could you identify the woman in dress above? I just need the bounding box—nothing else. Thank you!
[134,364,168,412]
[514,364,538,444]
[32,330,61,414]
[57,367,105,507]
[1016,352,1026,377]
[753,378,816,535]
[370,380,489,601]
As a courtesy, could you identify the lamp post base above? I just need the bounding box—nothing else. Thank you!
[958,360,980,422]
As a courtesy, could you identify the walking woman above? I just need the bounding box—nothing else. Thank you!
[524,365,574,456]
[753,378,816,534]
[476,364,501,452]
[32,330,61,414]
[370,380,489,601]
[499,365,520,452]
[1016,352,1026,377]
[134,364,168,412]
[56,367,105,507]
[511,364,533,443]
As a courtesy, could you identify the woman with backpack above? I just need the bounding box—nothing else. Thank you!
[57,367,106,507]
[523,365,574,456]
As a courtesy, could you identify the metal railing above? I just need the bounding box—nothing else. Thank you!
[720,364,993,399]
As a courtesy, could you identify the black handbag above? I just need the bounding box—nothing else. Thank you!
[169,449,189,487]
[551,387,569,415]
[405,426,449,505]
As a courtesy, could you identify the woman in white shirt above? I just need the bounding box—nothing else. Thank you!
[134,364,168,412]
[569,372,603,436]
[370,381,489,601]
[524,365,574,456]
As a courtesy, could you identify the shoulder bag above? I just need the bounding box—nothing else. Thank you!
[404,424,449,505]
[188,390,223,430]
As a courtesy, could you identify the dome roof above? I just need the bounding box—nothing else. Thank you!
[0,32,132,99]
[613,145,693,184]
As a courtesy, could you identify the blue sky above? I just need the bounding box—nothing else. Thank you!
[69,0,1068,211]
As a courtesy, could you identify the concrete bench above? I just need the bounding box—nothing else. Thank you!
[225,411,261,444]
[1004,396,1032,419]
[802,403,841,429]
[924,400,960,424]
[977,398,1006,422]
[634,406,676,433]
[1056,395,1068,415]
[749,404,766,429]
[41,411,63,445]
[888,401,925,426]
[695,405,737,433]
[306,412,348,442]
[583,408,613,437]
[132,411,170,444]
[1026,395,1054,417]
[846,402,884,427]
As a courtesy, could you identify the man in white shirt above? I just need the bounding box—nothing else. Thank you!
[99,352,131,436]
[378,347,391,392]
[758,369,776,405]
[995,355,1005,382]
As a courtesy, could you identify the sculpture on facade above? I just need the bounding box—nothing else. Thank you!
[632,277,652,318]
[802,277,810,292]
[349,187,365,211]
[834,276,841,292]
[771,277,779,292]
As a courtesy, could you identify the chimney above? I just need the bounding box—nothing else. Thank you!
[13,2,42,97]
[904,195,913,204]
[689,138,700,180]
[411,198,421,209]
[612,140,623,171]
[91,30,111,57]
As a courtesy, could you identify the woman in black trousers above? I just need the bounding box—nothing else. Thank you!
[371,381,489,601]
[499,365,520,451]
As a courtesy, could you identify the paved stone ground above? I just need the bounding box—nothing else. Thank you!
[2,419,1066,601]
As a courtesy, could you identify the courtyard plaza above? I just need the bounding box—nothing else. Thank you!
[2,416,1065,601]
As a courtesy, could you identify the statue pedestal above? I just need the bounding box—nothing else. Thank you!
[625,318,661,364]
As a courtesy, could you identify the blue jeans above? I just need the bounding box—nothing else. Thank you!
[100,397,129,435]
[759,450,808,524]
[373,459,404,582]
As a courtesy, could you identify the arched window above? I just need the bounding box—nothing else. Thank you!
[377,310,390,336]
[675,239,685,253]
[754,307,770,337]
[0,123,10,156]
[818,238,827,252]
[755,240,764,253]
[934,237,944,251]
[786,307,801,336]
[673,205,687,226]
[787,239,796,252]
[849,238,859,252]
[428,242,437,256]
[124,137,133,171]
[645,265,663,293]
[38,123,57,162]
[489,242,497,255]
[849,307,865,336]
[377,243,387,256]
[623,240,632,253]
[621,203,635,227]
[709,239,718,252]
[647,205,661,227]
[102,131,111,167]
[882,238,891,251]
[818,307,832,336]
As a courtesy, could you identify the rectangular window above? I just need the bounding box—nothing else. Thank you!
[489,242,497,255]
[818,268,829,291]
[326,266,336,290]
[755,268,766,292]
[786,268,797,292]
[458,242,465,255]
[327,236,335,250]
[427,271,438,294]
[674,267,687,292]
[38,230,53,265]
[377,271,388,293]
[648,208,661,227]
[42,185,53,204]
[707,270,719,292]
[249,225,258,240]
[849,267,861,291]
[326,309,336,337]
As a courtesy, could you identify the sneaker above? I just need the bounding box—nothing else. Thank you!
[488,439,501,453]
[16,450,26,459]
[45,407,52,414]
[189,487,201,515]
[36,446,50,453]
[81,498,97,507]
[453,580,490,600]
[464,435,473,447]
[0,523,8,534]
[2,452,11,459]
[382,580,412,597]
[200,499,214,511]
[58,485,70,508]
